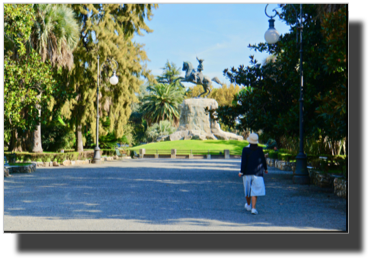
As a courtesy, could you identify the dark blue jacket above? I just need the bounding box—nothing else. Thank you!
[240,144,268,176]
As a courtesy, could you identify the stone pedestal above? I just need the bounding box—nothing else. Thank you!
[139,149,145,159]
[224,150,230,159]
[171,149,176,159]
[161,98,243,142]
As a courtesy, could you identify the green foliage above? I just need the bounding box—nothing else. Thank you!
[268,151,279,159]
[140,83,184,126]
[209,84,241,107]
[65,4,158,152]
[4,51,56,132]
[4,4,34,55]
[4,4,83,153]
[315,5,347,141]
[99,132,128,149]
[41,122,76,151]
[146,120,177,142]
[30,4,80,69]
[128,111,148,145]
[156,60,182,85]
[216,4,347,152]
[123,124,135,146]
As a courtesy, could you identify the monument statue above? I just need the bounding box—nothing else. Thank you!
[174,57,222,97]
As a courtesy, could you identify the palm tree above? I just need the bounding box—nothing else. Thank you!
[28,4,80,152]
[30,4,80,69]
[140,84,184,126]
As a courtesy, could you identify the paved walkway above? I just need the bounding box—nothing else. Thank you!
[4,159,346,231]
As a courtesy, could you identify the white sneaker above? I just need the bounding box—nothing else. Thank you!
[244,203,252,211]
[251,208,258,215]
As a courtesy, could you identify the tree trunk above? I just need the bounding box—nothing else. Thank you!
[24,130,33,152]
[31,96,43,153]
[31,124,43,153]
[76,123,83,152]
[9,130,23,152]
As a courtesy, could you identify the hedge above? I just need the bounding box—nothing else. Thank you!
[4,150,108,164]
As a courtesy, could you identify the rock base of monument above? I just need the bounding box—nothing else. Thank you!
[157,98,243,142]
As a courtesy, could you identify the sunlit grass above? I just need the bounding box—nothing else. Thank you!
[129,140,265,155]
[8,163,32,166]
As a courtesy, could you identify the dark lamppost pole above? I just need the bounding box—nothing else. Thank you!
[93,55,119,164]
[264,4,309,184]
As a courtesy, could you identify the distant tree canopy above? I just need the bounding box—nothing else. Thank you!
[215,4,347,148]
[184,83,241,107]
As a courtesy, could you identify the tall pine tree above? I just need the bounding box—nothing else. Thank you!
[63,4,157,152]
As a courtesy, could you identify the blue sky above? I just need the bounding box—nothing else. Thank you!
[132,3,292,87]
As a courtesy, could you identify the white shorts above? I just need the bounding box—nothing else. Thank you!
[243,175,266,197]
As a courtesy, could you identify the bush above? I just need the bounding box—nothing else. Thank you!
[99,131,128,149]
[41,123,76,151]
[102,149,116,156]
[146,120,177,142]
[56,154,65,163]
[278,153,295,161]
[42,155,50,162]
[17,155,24,162]
[268,151,278,159]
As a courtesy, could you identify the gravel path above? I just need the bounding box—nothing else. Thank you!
[4,158,347,231]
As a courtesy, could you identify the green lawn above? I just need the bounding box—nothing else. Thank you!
[8,163,32,166]
[129,140,264,155]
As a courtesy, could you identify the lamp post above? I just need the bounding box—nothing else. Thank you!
[264,4,309,184]
[93,55,119,164]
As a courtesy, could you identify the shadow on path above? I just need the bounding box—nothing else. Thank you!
[4,159,346,231]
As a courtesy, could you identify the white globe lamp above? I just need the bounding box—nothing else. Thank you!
[110,71,118,85]
[264,19,280,44]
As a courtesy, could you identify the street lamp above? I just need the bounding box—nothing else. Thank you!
[264,5,281,44]
[264,4,309,184]
[93,55,119,164]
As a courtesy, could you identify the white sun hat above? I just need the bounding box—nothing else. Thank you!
[247,133,259,144]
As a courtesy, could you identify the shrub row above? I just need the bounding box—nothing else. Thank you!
[4,150,113,163]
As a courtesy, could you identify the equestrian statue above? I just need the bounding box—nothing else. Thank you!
[174,57,222,97]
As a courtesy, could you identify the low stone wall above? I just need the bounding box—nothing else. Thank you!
[6,163,37,174]
[334,177,347,198]
[4,167,10,177]
[313,171,335,188]
[266,158,346,199]
[16,155,130,168]
[266,158,295,171]
[138,149,238,160]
